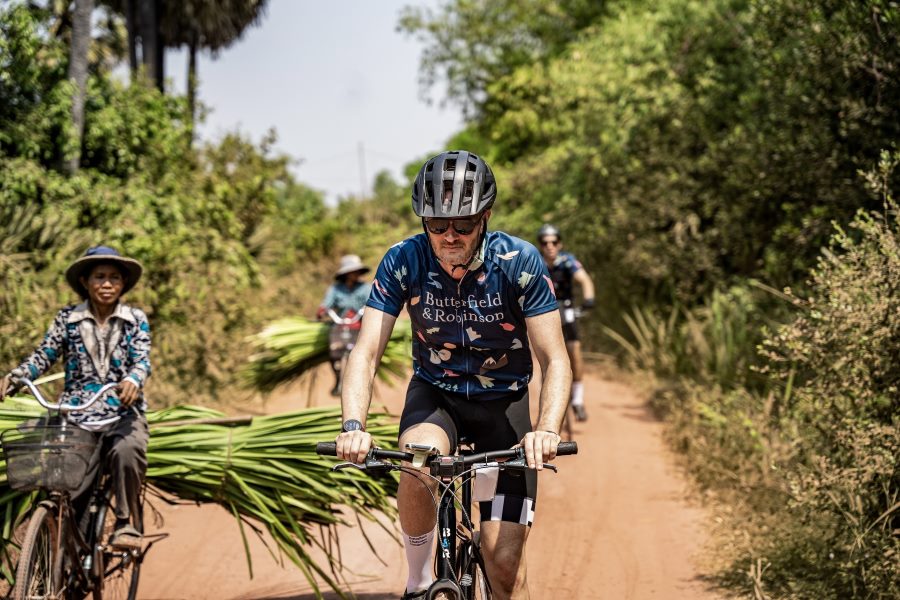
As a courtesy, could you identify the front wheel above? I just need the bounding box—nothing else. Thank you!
[92,487,141,600]
[12,505,63,600]
[457,538,491,600]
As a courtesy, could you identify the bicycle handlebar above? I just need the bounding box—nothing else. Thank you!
[11,377,119,413]
[325,307,364,325]
[315,440,578,464]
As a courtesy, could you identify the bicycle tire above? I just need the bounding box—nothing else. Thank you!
[12,504,63,600]
[92,486,141,600]
[457,539,491,600]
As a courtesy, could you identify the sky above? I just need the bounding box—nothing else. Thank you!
[165,0,464,204]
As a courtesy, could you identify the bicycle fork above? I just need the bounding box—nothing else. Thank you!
[427,487,460,598]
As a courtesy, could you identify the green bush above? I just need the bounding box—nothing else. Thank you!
[753,153,900,598]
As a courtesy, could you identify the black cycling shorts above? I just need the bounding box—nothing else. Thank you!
[559,303,580,342]
[562,320,579,342]
[399,376,537,526]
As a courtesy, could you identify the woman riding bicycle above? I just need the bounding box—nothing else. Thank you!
[316,254,371,396]
[0,245,151,550]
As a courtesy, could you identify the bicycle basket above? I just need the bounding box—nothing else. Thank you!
[1,424,97,492]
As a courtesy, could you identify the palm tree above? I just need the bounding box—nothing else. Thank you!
[102,0,268,131]
[101,0,164,88]
[66,0,93,173]
[160,0,268,136]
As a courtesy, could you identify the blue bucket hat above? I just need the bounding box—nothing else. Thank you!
[65,246,144,298]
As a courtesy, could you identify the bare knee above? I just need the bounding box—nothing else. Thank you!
[487,545,526,592]
[480,522,529,596]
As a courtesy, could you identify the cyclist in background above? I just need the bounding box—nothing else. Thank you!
[0,245,151,549]
[316,254,371,396]
[537,224,595,422]
[335,151,571,599]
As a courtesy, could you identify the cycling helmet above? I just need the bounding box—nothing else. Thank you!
[537,223,561,241]
[412,150,496,218]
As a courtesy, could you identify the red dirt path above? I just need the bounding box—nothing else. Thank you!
[137,365,722,599]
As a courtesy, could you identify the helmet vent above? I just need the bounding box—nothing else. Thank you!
[442,181,454,212]
[423,179,433,208]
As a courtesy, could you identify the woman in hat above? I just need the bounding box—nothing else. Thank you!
[316,255,371,396]
[0,245,151,549]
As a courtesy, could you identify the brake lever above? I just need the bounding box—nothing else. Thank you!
[502,458,558,472]
[332,462,367,472]
[333,459,396,475]
[364,458,397,475]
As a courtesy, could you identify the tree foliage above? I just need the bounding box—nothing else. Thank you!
[398,0,608,117]
[0,2,325,406]
[411,1,899,597]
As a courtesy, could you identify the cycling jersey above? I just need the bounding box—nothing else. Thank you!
[367,231,558,400]
[546,252,582,302]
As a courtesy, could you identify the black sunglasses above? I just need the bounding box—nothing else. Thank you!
[540,238,560,247]
[424,216,482,236]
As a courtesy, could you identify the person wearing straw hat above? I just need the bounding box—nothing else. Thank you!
[316,254,372,396]
[0,245,151,549]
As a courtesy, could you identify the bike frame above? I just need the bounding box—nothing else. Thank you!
[7,377,158,599]
[317,440,577,599]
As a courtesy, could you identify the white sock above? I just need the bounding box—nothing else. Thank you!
[404,530,435,593]
[571,381,584,407]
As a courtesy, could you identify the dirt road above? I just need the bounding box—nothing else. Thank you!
[138,365,721,599]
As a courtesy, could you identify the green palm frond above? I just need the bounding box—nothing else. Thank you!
[0,397,400,599]
[241,317,411,392]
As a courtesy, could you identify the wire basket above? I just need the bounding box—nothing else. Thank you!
[1,424,97,492]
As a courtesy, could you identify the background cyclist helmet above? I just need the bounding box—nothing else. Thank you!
[538,223,561,241]
[412,150,496,218]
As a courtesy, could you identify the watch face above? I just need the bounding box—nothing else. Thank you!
[342,419,363,433]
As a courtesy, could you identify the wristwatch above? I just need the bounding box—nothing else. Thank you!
[341,419,365,433]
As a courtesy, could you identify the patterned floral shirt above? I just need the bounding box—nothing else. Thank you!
[321,281,371,318]
[15,302,151,428]
[367,231,557,400]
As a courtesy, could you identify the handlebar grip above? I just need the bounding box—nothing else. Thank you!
[316,442,338,456]
[557,441,578,456]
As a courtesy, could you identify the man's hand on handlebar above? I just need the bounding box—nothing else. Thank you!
[118,379,140,405]
[518,430,561,471]
[336,430,373,465]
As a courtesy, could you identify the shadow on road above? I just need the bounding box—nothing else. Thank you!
[244,595,396,600]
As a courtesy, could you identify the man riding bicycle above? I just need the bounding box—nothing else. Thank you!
[0,245,151,550]
[316,254,372,396]
[536,224,596,422]
[335,151,571,599]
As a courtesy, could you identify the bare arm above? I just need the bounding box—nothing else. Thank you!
[336,307,397,463]
[573,269,595,303]
[522,309,571,468]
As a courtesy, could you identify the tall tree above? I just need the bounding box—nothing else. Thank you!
[159,0,268,136]
[102,0,267,130]
[398,0,608,118]
[104,0,164,88]
[66,0,93,173]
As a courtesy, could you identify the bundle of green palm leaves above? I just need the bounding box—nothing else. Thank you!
[241,316,411,392]
[0,396,42,586]
[0,397,400,599]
